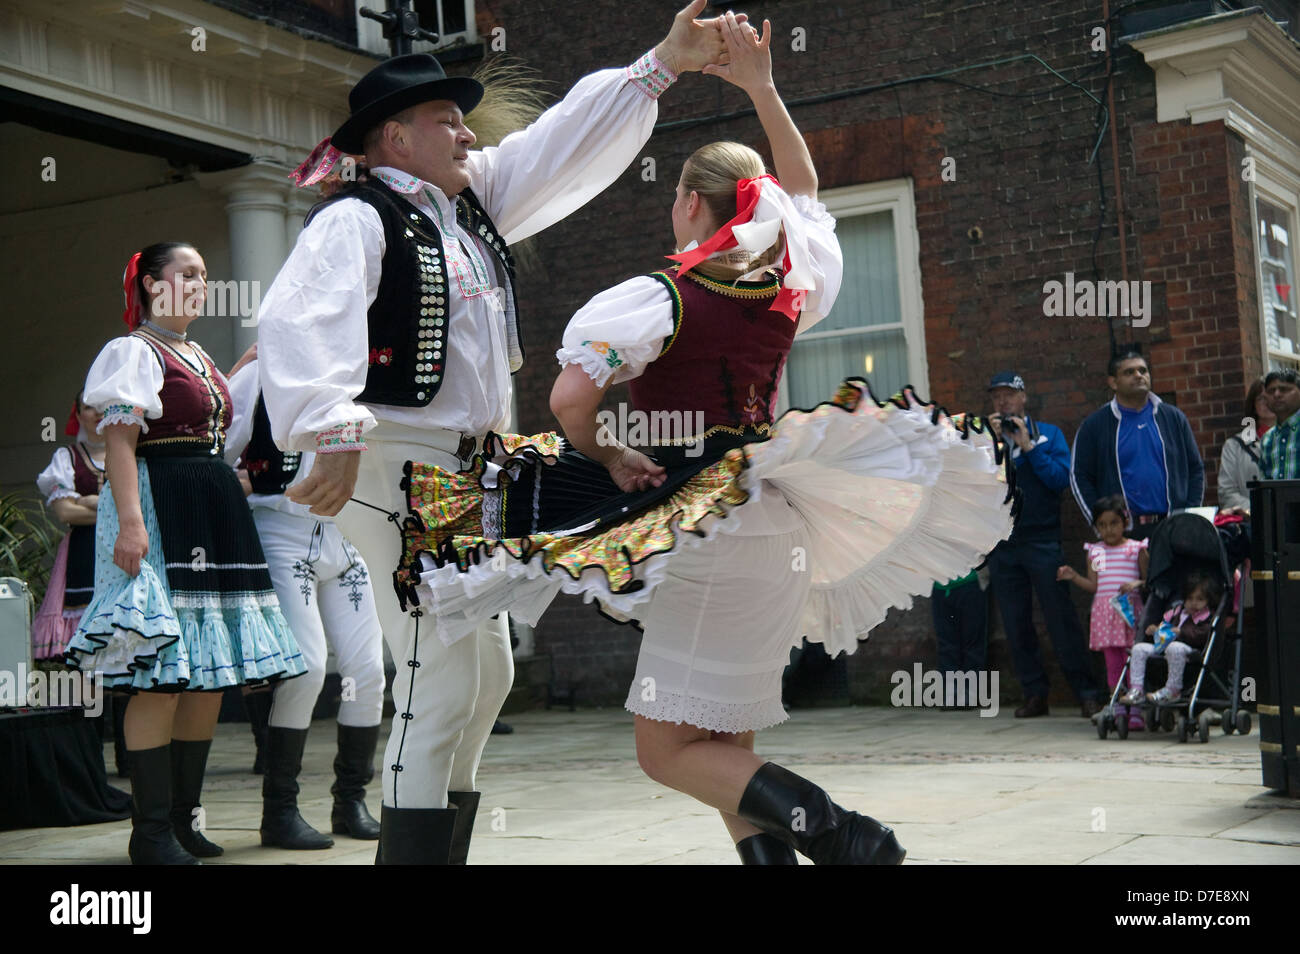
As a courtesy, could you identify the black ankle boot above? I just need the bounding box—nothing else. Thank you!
[244,690,273,775]
[446,791,481,864]
[330,724,381,840]
[735,832,798,865]
[260,727,334,850]
[127,744,200,866]
[737,762,905,866]
[169,739,223,858]
[376,804,458,865]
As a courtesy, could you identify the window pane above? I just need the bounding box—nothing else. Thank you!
[442,0,468,34]
[786,328,910,409]
[817,210,899,332]
[1258,198,1298,359]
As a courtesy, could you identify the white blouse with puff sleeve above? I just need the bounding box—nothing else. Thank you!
[557,193,843,387]
[81,336,165,433]
[36,448,78,505]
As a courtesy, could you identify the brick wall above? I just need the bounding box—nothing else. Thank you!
[454,0,1276,706]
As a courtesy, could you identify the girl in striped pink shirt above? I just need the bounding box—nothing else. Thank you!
[1058,495,1148,727]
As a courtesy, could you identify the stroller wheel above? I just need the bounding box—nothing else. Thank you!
[1236,711,1252,736]
[1160,708,1176,733]
[1096,714,1110,739]
[1144,706,1158,733]
[1222,710,1236,735]
[1175,712,1189,743]
[1116,716,1129,740]
[1197,709,1213,744]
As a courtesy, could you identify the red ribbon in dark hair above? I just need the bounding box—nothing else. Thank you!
[121,251,143,329]
[64,402,79,437]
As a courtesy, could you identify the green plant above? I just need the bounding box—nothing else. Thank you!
[0,490,61,608]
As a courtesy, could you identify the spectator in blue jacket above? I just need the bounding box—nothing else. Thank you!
[1070,350,1204,540]
[986,371,1104,719]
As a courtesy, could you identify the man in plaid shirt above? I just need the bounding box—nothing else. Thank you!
[1260,368,1300,480]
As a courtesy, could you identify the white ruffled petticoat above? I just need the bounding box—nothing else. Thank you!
[403,382,1014,734]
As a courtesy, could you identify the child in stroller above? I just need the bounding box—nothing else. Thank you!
[1095,512,1251,742]
[1121,571,1219,705]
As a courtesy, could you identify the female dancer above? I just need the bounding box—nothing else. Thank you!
[35,394,134,777]
[398,17,1012,864]
[34,395,104,661]
[65,243,306,864]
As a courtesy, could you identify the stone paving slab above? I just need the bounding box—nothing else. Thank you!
[3,705,1297,865]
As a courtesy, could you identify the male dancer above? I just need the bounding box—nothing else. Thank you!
[226,354,387,851]
[258,2,739,863]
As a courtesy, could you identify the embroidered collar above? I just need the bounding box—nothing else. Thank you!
[372,166,456,216]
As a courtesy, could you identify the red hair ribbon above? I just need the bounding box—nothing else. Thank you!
[290,137,345,187]
[666,174,800,321]
[64,401,79,437]
[121,251,143,330]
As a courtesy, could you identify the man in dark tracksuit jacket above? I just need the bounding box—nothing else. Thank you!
[1070,352,1204,540]
[986,372,1104,718]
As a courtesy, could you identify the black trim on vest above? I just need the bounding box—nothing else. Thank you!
[244,393,302,496]
[304,178,519,408]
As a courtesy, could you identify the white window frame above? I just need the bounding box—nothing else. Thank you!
[357,1,478,56]
[777,178,928,413]
[1249,150,1300,372]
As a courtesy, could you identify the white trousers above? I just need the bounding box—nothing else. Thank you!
[254,506,386,730]
[333,430,514,808]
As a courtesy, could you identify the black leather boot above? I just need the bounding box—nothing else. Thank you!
[330,724,381,839]
[735,832,798,865]
[126,744,200,866]
[376,804,458,865]
[446,791,481,864]
[169,739,224,857]
[244,690,273,775]
[260,727,334,850]
[737,762,905,866]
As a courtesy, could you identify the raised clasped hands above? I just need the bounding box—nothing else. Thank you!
[703,11,772,92]
[656,0,751,74]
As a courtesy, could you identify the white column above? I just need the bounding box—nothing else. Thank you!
[198,162,290,356]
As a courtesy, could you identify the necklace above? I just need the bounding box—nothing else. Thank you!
[142,319,187,342]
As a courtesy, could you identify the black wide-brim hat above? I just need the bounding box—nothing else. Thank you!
[331,53,484,154]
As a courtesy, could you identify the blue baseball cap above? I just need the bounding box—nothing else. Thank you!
[988,371,1025,391]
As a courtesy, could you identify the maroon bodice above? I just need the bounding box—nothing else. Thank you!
[69,442,104,495]
[627,268,797,442]
[133,331,231,455]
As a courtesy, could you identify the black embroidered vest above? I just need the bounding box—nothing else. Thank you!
[305,178,519,407]
[242,393,302,496]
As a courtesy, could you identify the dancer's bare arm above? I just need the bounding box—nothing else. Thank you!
[704,14,817,198]
[550,364,665,494]
[104,424,147,577]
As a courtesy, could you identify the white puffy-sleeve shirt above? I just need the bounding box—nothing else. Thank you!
[558,193,843,386]
[36,447,78,505]
[223,361,259,469]
[259,53,675,453]
[82,336,165,433]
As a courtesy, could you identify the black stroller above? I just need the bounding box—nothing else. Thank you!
[1095,513,1253,743]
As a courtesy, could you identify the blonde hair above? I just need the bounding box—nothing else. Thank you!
[680,141,782,282]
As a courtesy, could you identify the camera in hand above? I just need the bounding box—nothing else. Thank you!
[1000,417,1019,436]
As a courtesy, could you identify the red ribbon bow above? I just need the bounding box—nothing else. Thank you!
[665,174,801,321]
[64,402,80,437]
[121,251,143,330]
